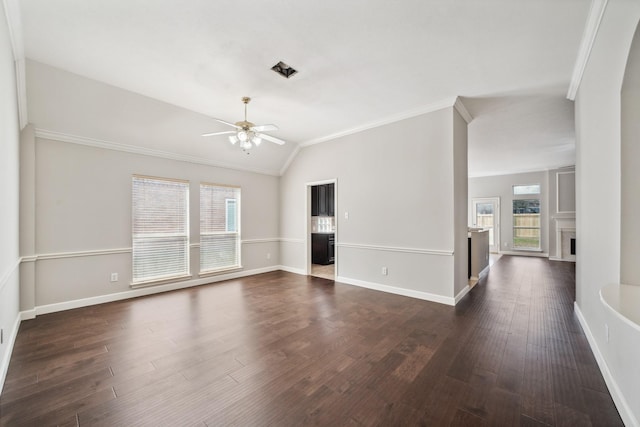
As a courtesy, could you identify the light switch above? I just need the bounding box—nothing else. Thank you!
[344,211,349,220]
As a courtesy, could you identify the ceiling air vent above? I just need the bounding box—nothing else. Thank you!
[271,61,298,79]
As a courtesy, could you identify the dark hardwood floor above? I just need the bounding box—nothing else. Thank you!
[0,256,623,426]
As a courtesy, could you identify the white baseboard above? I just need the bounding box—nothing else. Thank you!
[0,313,21,396]
[454,285,471,304]
[499,250,549,258]
[277,265,306,275]
[335,275,455,306]
[31,266,281,316]
[548,256,576,263]
[574,302,639,427]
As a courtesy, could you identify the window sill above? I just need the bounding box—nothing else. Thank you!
[199,266,243,278]
[130,274,193,289]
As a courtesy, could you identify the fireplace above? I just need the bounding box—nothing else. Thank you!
[555,218,576,261]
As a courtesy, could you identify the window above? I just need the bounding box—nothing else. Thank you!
[513,184,541,195]
[200,183,241,272]
[132,176,189,283]
[225,199,237,232]
[513,199,540,250]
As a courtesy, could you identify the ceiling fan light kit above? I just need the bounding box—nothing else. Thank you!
[203,96,285,154]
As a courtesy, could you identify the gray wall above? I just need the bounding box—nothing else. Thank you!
[280,106,468,302]
[468,171,549,254]
[0,2,21,392]
[575,0,640,424]
[21,63,281,310]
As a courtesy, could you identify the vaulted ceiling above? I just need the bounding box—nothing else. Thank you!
[19,0,588,176]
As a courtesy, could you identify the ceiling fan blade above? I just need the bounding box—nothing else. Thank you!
[212,118,240,129]
[251,124,279,132]
[257,133,286,145]
[201,130,236,137]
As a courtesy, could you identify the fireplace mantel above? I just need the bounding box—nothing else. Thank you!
[553,218,576,262]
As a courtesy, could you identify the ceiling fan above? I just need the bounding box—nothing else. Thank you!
[202,97,286,152]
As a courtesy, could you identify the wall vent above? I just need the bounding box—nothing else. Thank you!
[271,61,298,79]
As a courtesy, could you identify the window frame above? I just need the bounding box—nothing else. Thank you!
[512,197,541,251]
[199,182,242,274]
[131,175,190,286]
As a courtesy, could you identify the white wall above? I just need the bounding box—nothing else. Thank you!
[0,1,21,393]
[22,63,281,311]
[280,106,468,304]
[575,1,640,425]
[468,170,549,254]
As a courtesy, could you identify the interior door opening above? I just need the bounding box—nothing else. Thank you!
[307,181,336,280]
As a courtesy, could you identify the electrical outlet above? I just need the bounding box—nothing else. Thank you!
[110,273,118,282]
[605,323,609,342]
[266,252,271,260]
[382,267,388,276]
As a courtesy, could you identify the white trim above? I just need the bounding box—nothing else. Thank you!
[567,0,609,100]
[22,239,293,262]
[337,242,454,257]
[336,275,456,306]
[278,265,306,275]
[32,266,281,316]
[548,257,576,263]
[2,0,27,129]
[1,0,22,59]
[20,309,35,320]
[453,97,473,124]
[574,303,639,427]
[454,285,472,304]
[0,313,21,396]
[600,284,640,332]
[468,164,575,179]
[279,145,301,176]
[241,238,280,244]
[300,97,458,147]
[36,247,132,261]
[15,58,27,129]
[34,129,280,177]
[0,257,21,294]
[280,238,305,244]
[498,250,549,258]
[556,171,576,214]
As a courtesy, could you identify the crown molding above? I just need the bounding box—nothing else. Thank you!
[567,0,609,101]
[300,97,459,147]
[453,97,473,124]
[2,0,27,128]
[278,96,472,175]
[34,129,281,177]
[279,144,301,176]
[468,163,576,179]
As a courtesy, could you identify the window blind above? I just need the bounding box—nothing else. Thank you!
[200,183,241,272]
[132,176,189,283]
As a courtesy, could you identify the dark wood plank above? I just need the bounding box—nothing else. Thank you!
[0,258,625,426]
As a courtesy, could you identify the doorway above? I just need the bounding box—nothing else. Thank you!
[471,197,500,253]
[307,180,337,280]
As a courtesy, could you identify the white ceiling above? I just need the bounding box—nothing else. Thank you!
[19,0,589,176]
